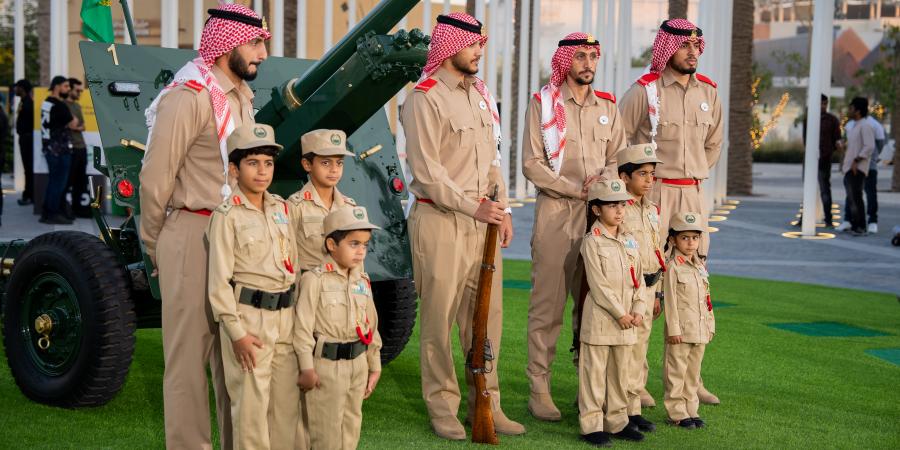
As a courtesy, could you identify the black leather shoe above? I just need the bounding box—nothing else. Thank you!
[613,426,644,441]
[667,418,696,429]
[581,432,612,447]
[691,417,705,428]
[628,415,656,432]
[17,198,33,206]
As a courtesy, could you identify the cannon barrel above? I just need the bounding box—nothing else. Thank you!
[256,0,421,125]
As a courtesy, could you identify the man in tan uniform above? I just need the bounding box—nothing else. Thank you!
[522,32,625,421]
[207,124,300,449]
[619,19,721,405]
[288,129,357,271]
[401,13,524,439]
[295,206,383,450]
[139,5,270,448]
[618,143,663,425]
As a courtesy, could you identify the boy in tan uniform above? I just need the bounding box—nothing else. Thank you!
[207,124,300,449]
[522,32,625,421]
[619,143,664,428]
[295,206,383,450]
[662,212,715,429]
[578,180,647,446]
[288,129,357,271]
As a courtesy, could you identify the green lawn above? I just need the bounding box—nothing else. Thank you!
[1,260,899,449]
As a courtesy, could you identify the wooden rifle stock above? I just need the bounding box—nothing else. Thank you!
[468,186,500,445]
[571,201,595,361]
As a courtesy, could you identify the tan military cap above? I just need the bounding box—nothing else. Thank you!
[226,123,283,154]
[301,129,355,157]
[588,179,632,202]
[618,142,663,166]
[324,206,381,236]
[669,211,706,232]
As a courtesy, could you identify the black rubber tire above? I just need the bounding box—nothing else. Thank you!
[2,231,136,407]
[371,278,417,364]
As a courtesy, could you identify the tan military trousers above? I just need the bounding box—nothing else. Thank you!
[578,343,630,434]
[157,209,232,450]
[306,354,369,450]
[650,181,710,256]
[221,303,300,450]
[627,287,656,415]
[664,342,706,421]
[526,194,585,393]
[408,201,505,420]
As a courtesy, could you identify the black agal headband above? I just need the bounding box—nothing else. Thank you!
[660,19,702,37]
[558,34,599,47]
[206,8,266,29]
[436,14,484,36]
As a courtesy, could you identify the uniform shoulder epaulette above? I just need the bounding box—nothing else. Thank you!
[695,73,717,88]
[286,191,304,205]
[344,196,357,206]
[591,226,602,237]
[214,202,233,215]
[321,262,336,273]
[183,80,204,92]
[636,73,661,86]
[414,78,438,93]
[309,266,325,277]
[533,92,542,103]
[594,90,616,103]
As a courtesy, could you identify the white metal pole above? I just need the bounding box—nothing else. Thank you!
[60,0,68,76]
[716,0,733,205]
[800,0,834,236]
[515,0,531,200]
[582,0,592,33]
[124,0,135,45]
[272,0,284,56]
[13,0,24,192]
[486,0,500,94]
[297,0,306,58]
[500,0,513,194]
[475,0,485,78]
[697,0,716,213]
[253,0,263,15]
[614,0,630,97]
[50,0,61,76]
[348,0,357,29]
[324,0,333,51]
[193,0,203,49]
[423,0,432,34]
[161,0,178,48]
[443,0,451,15]
[602,0,616,92]
[530,0,540,92]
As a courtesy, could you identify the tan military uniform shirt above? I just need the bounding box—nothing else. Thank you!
[140,65,256,264]
[401,67,508,215]
[580,221,646,346]
[287,182,356,271]
[522,84,625,198]
[207,188,297,341]
[619,69,723,180]
[294,256,382,373]
[663,249,715,343]
[623,197,663,274]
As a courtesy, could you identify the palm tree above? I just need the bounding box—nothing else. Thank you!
[668,0,688,19]
[727,0,754,195]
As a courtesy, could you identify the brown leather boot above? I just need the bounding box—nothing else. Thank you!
[528,392,562,421]
[430,416,466,440]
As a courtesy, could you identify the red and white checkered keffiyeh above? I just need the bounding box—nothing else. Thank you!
[539,32,601,174]
[650,18,704,74]
[145,3,270,200]
[420,13,501,150]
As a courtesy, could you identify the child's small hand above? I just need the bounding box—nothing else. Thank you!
[297,369,320,392]
[652,299,662,319]
[617,313,634,330]
[667,335,682,345]
[631,313,643,326]
[232,333,264,372]
[364,371,381,399]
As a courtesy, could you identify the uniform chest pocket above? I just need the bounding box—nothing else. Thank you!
[235,222,268,259]
[694,109,713,135]
[674,268,700,311]
[593,123,612,143]
[449,115,476,149]
[596,246,619,273]
[322,291,348,321]
[301,215,325,238]
[658,120,681,141]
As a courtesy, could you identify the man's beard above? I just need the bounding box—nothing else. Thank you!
[670,60,697,75]
[451,54,479,75]
[575,71,594,85]
[229,52,259,81]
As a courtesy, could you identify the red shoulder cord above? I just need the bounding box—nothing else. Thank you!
[706,293,713,311]
[356,317,374,345]
[630,266,639,289]
[655,249,667,272]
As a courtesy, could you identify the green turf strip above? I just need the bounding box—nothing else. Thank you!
[1,260,898,449]
[711,301,735,308]
[768,321,891,337]
[865,348,900,367]
[503,279,531,290]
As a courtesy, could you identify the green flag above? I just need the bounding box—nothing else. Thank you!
[81,0,114,43]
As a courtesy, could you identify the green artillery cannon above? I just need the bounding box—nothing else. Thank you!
[1,0,427,407]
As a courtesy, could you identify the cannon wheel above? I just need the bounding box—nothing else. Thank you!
[2,231,136,407]
[371,278,417,364]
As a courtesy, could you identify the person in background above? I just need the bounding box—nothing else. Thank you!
[40,75,77,225]
[801,95,842,228]
[840,97,875,236]
[14,79,34,206]
[64,78,91,219]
